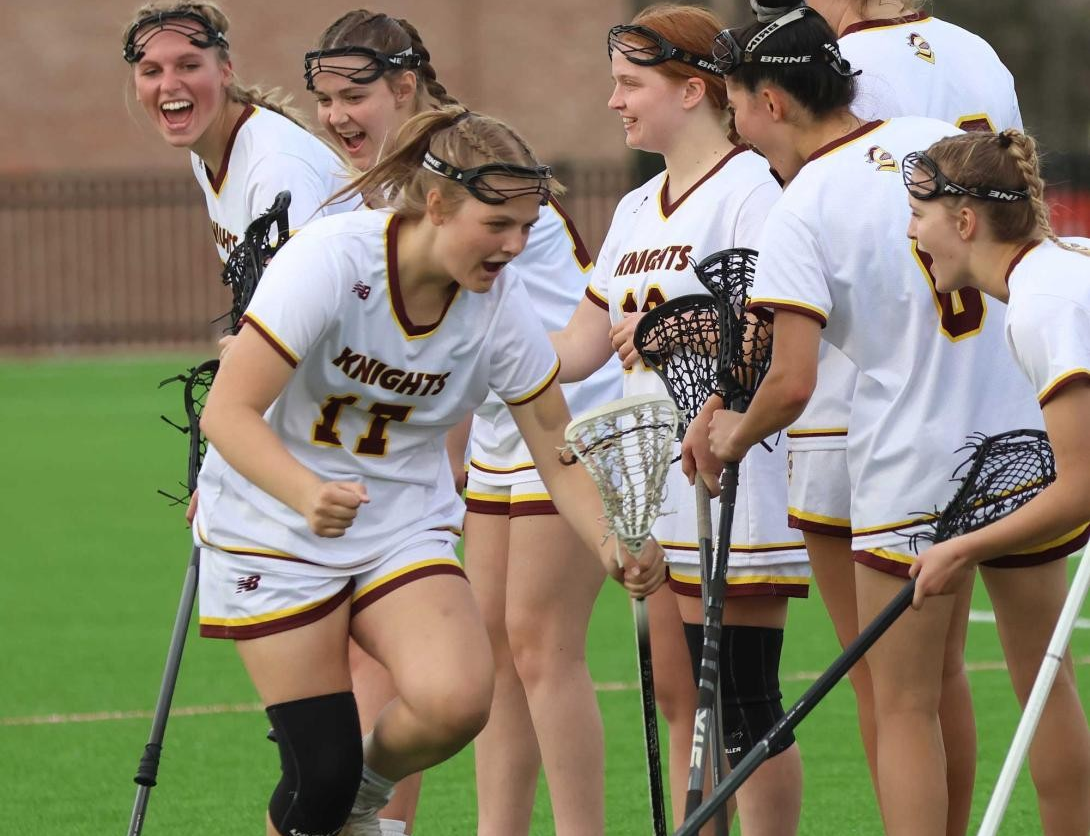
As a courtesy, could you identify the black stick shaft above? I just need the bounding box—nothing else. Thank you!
[684,461,740,820]
[126,544,200,836]
[676,579,915,835]
[633,597,669,836]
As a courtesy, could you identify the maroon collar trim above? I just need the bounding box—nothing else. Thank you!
[840,11,929,37]
[806,120,885,164]
[204,104,257,195]
[660,145,745,218]
[386,214,459,338]
[1004,240,1043,287]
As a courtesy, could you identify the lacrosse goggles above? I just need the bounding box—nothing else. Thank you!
[711,6,856,78]
[607,24,722,76]
[123,10,228,64]
[304,46,422,90]
[422,151,553,206]
[903,151,1029,203]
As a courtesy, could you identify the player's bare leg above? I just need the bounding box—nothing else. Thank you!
[856,563,956,836]
[506,513,605,835]
[349,641,423,833]
[938,577,976,836]
[464,510,540,835]
[803,530,879,796]
[678,594,802,836]
[351,573,494,777]
[982,560,1090,836]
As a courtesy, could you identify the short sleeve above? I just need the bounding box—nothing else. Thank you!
[733,179,780,251]
[240,226,340,366]
[247,153,336,233]
[1007,293,1090,406]
[488,272,561,405]
[748,205,832,326]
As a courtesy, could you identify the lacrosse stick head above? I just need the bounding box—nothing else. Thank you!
[910,429,1055,548]
[158,358,220,503]
[562,395,679,556]
[219,190,292,334]
[633,295,722,432]
[693,247,771,410]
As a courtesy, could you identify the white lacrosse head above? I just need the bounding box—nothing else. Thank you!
[562,394,679,556]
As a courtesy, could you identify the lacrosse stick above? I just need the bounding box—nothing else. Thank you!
[563,394,679,836]
[678,429,1059,834]
[127,358,219,836]
[635,294,730,833]
[216,190,291,334]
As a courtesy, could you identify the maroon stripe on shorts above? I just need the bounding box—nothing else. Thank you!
[788,514,852,538]
[199,580,353,640]
[509,499,558,518]
[982,526,1090,569]
[350,563,467,614]
[465,496,509,515]
[853,550,912,579]
[668,573,809,599]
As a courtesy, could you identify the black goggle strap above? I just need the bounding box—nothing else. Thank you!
[607,24,722,76]
[903,151,1029,203]
[303,46,421,90]
[713,6,856,78]
[123,11,228,64]
[422,151,552,205]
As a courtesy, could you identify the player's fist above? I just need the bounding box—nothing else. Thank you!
[304,480,369,538]
[682,398,724,495]
[708,408,747,463]
[608,312,647,370]
[601,536,666,598]
[217,334,237,361]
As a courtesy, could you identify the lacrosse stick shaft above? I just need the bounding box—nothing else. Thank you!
[695,479,730,836]
[684,462,739,820]
[677,578,915,835]
[976,550,1090,836]
[633,594,670,836]
[127,544,200,836]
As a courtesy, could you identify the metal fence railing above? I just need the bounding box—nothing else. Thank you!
[2,157,1088,352]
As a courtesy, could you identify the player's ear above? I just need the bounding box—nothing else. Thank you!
[425,187,447,226]
[955,205,977,242]
[679,76,707,111]
[218,57,234,89]
[758,84,784,122]
[390,71,417,108]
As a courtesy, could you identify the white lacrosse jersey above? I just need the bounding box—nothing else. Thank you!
[749,117,1042,547]
[587,148,805,566]
[191,105,355,262]
[195,210,560,569]
[1006,238,1090,406]
[469,200,620,485]
[789,12,1023,454]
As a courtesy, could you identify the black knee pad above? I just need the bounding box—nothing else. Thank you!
[266,691,362,836]
[719,626,794,767]
[683,621,704,688]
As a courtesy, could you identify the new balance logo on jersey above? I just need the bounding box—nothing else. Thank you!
[352,282,371,300]
[865,146,900,174]
[235,575,261,593]
[908,33,935,64]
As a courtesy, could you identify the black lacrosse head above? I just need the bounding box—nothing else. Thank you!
[693,248,771,411]
[218,191,292,334]
[633,295,723,431]
[158,359,220,503]
[910,429,1054,548]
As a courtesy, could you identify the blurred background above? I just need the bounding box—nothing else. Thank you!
[2,0,1087,352]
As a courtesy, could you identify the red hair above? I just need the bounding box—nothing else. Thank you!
[629,3,729,112]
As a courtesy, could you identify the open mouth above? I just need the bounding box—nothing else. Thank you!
[160,100,194,127]
[339,131,367,153]
[622,116,637,130]
[482,260,507,276]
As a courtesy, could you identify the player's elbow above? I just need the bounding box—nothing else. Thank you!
[767,367,815,419]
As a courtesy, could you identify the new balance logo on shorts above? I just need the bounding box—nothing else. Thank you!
[235,575,261,593]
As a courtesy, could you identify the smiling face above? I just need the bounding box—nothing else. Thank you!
[132,27,231,149]
[311,60,416,170]
[607,49,690,154]
[430,191,542,293]
[907,192,973,292]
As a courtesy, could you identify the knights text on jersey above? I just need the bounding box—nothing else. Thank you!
[190,105,356,262]
[195,210,560,569]
[749,117,1042,543]
[790,13,1024,453]
[1005,238,1090,406]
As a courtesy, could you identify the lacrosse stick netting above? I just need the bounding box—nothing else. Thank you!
[219,190,291,334]
[157,358,220,504]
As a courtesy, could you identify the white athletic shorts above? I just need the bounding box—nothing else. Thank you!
[786,449,852,538]
[463,472,556,518]
[198,531,465,640]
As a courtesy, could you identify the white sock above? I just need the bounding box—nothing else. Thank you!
[379,820,407,835]
[358,734,396,807]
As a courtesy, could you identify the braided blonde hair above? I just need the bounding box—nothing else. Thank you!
[926,129,1090,257]
[125,1,308,127]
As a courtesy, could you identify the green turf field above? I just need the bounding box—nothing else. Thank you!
[2,354,1088,834]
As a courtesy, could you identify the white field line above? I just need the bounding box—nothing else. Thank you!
[6,655,1090,728]
[969,609,1090,630]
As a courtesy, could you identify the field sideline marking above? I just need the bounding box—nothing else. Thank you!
[7,655,1090,728]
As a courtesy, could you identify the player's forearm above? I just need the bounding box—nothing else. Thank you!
[201,405,322,515]
[725,369,811,459]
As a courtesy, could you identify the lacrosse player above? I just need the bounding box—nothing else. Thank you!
[551,5,809,831]
[721,1,1029,822]
[906,128,1090,834]
[194,107,663,836]
[304,11,620,834]
[696,9,1082,835]
[123,2,354,265]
